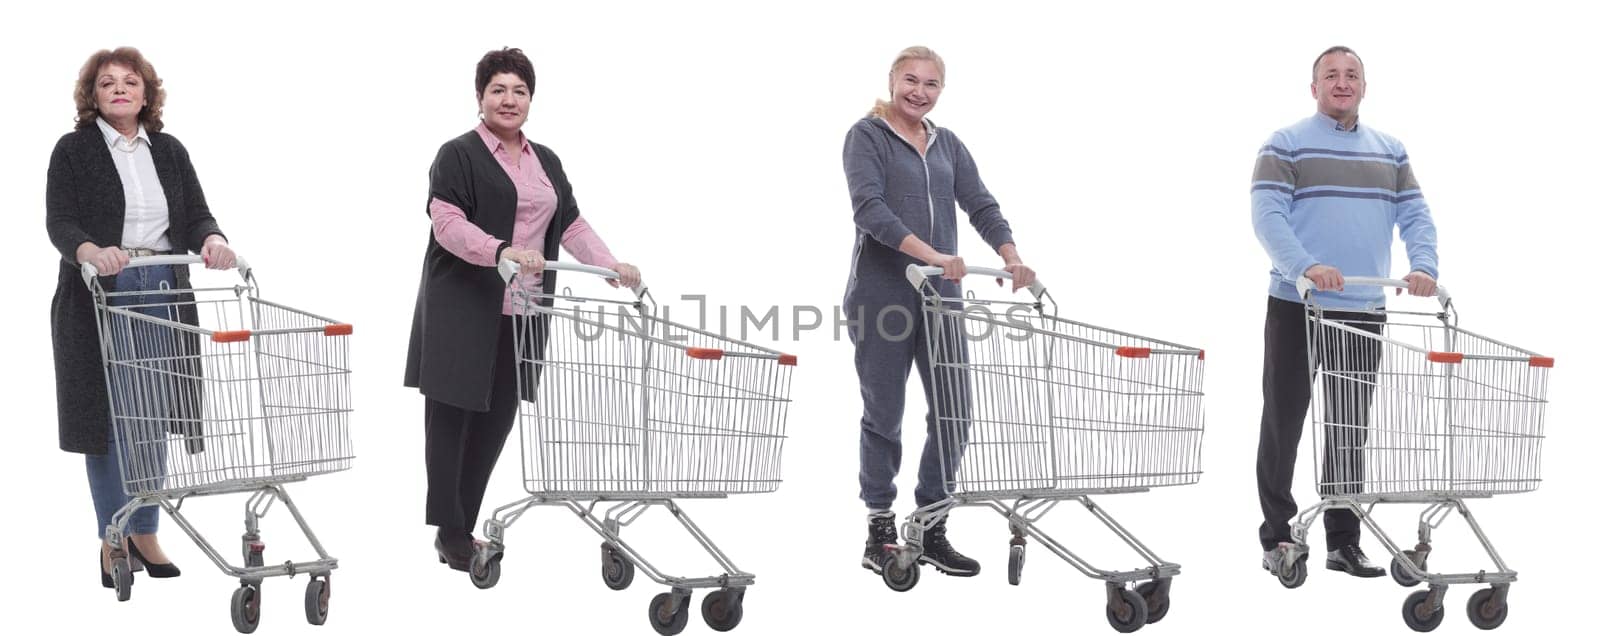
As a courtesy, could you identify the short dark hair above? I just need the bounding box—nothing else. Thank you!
[1312,46,1363,78]
[74,47,166,133]
[476,47,536,98]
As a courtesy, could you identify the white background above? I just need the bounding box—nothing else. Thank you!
[2,0,1594,634]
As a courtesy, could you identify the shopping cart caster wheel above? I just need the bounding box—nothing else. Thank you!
[111,557,133,602]
[701,588,745,632]
[1277,554,1308,589]
[1465,587,1508,630]
[1106,588,1150,633]
[470,552,501,590]
[648,592,691,636]
[1007,544,1025,586]
[1401,590,1445,632]
[1136,579,1172,624]
[304,577,330,626]
[231,584,262,634]
[882,558,920,592]
[1392,551,1425,588]
[601,542,635,591]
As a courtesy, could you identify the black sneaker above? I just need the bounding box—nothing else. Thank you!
[918,520,980,576]
[1326,544,1385,578]
[861,514,898,573]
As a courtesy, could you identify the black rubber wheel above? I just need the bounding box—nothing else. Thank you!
[701,589,745,632]
[1401,589,1445,632]
[1137,579,1171,624]
[601,542,635,591]
[304,577,330,626]
[1391,551,1424,588]
[1278,554,1308,589]
[231,584,262,634]
[1106,587,1150,633]
[1466,587,1508,630]
[882,557,920,592]
[648,592,691,636]
[112,558,133,602]
[470,552,501,590]
[1007,545,1024,586]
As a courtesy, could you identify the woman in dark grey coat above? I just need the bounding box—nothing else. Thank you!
[844,46,1036,578]
[46,47,236,588]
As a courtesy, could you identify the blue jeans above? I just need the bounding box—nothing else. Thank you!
[87,264,178,539]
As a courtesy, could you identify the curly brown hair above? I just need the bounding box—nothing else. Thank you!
[475,47,536,99]
[74,47,166,133]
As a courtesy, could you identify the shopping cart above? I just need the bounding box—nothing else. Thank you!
[84,255,354,633]
[880,264,1206,633]
[1264,277,1550,632]
[465,260,796,635]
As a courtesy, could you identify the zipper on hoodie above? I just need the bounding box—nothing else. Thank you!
[882,119,939,247]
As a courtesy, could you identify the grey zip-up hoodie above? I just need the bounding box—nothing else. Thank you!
[842,115,1015,313]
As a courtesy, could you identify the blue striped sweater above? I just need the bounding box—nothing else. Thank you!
[1251,113,1439,309]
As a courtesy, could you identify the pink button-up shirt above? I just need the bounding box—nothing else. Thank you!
[430,123,617,314]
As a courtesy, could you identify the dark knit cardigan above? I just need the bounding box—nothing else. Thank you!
[403,131,580,411]
[46,125,225,455]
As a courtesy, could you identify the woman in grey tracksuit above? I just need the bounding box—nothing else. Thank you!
[844,46,1034,578]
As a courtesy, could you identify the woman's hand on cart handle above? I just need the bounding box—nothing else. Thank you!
[200,234,236,270]
[607,263,642,289]
[1002,262,1037,292]
[1402,271,1437,298]
[77,243,130,277]
[501,246,546,276]
[928,253,966,281]
[1304,264,1345,292]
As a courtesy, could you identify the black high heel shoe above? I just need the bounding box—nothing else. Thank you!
[128,540,182,578]
[99,552,133,588]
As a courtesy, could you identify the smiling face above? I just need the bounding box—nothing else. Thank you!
[94,62,145,129]
[1311,51,1365,122]
[889,58,943,122]
[478,72,531,137]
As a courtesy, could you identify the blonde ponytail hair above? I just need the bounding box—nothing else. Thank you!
[869,46,946,118]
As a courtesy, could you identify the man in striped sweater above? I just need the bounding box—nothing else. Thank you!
[1252,46,1440,579]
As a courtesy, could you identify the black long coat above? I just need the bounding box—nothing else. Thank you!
[46,125,225,455]
[403,131,578,411]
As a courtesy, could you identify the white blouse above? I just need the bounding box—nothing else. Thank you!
[95,117,171,250]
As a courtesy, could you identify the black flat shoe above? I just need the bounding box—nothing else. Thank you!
[435,533,474,572]
[128,540,181,578]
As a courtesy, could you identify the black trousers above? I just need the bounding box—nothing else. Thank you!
[425,314,548,532]
[1257,296,1385,551]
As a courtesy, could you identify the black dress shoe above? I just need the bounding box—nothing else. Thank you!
[128,540,182,578]
[435,529,475,572]
[1326,544,1385,578]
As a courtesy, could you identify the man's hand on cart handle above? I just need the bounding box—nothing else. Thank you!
[78,243,130,277]
[1402,271,1437,298]
[608,263,642,289]
[1304,264,1344,292]
[502,246,546,276]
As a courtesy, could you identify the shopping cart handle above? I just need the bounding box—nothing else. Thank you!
[1296,275,1451,308]
[499,257,648,298]
[81,254,252,288]
[906,264,1047,299]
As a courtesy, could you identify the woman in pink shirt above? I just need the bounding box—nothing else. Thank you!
[403,48,641,573]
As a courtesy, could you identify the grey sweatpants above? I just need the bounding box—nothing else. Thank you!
[852,298,972,510]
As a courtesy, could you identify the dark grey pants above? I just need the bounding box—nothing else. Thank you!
[1257,296,1385,551]
[854,301,972,510]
